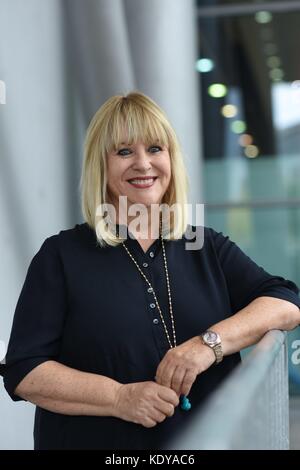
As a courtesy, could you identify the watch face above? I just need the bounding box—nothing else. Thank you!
[204,331,218,344]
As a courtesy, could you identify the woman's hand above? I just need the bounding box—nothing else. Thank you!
[113,381,179,428]
[155,336,216,397]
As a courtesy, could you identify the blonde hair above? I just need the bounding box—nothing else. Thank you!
[80,91,190,247]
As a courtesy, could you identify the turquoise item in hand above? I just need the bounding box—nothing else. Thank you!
[180,395,191,411]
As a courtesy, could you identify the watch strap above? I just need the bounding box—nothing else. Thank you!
[213,343,223,364]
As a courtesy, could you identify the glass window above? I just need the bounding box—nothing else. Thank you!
[197,1,300,393]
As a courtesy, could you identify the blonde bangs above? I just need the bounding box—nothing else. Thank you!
[103,98,171,155]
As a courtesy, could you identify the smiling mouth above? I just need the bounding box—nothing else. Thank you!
[127,177,157,188]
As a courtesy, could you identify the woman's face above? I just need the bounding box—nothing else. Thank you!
[106,141,171,212]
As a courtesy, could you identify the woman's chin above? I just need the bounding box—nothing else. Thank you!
[127,194,162,207]
[133,199,160,208]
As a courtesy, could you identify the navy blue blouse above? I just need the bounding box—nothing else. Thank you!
[1,223,300,449]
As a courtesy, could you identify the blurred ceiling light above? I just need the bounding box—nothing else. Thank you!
[266,56,281,68]
[291,80,300,89]
[231,120,246,134]
[269,68,284,81]
[221,104,238,118]
[244,145,259,158]
[239,134,253,147]
[208,83,227,98]
[264,43,277,55]
[255,11,273,24]
[196,58,214,73]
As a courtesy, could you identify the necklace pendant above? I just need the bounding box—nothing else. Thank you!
[180,395,191,411]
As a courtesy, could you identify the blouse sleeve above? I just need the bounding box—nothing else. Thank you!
[209,227,300,314]
[0,235,67,401]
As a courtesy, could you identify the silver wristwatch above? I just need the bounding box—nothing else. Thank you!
[200,330,223,364]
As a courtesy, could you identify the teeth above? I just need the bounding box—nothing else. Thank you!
[129,178,155,184]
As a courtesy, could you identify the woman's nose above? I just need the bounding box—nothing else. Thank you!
[133,149,151,171]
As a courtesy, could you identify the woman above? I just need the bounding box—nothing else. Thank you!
[1,91,300,450]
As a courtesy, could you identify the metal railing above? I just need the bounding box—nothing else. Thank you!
[170,330,289,450]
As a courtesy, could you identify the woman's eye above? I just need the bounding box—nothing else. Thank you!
[116,146,162,156]
[149,146,162,153]
[117,148,131,157]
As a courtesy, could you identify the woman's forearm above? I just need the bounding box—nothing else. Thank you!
[154,296,300,397]
[15,360,122,416]
[210,296,300,356]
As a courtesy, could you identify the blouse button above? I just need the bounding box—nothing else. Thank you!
[149,251,154,258]
[143,262,148,268]
[153,318,159,324]
[150,303,156,309]
[147,287,153,293]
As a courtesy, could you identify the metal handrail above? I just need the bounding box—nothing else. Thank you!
[169,330,289,450]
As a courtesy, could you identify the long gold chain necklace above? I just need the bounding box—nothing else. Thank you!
[121,217,191,411]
